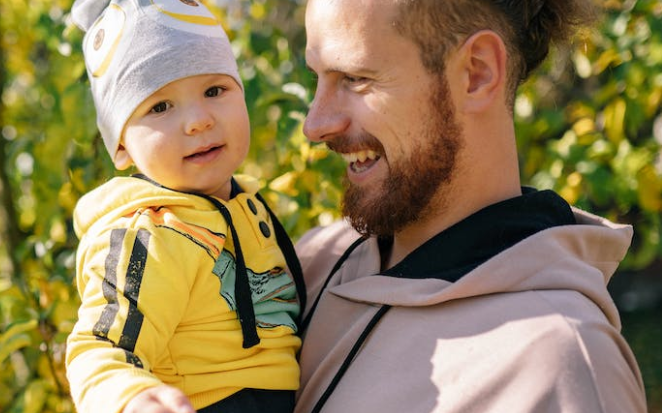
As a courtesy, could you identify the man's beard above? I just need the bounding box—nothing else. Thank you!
[339,77,462,237]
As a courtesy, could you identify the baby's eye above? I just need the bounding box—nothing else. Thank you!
[150,101,170,114]
[205,86,225,97]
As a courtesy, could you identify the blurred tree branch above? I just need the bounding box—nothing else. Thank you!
[0,20,26,291]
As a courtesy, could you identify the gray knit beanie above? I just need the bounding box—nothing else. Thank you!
[71,0,243,161]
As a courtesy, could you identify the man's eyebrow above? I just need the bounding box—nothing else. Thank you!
[305,64,378,77]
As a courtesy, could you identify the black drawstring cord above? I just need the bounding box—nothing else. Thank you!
[130,174,264,348]
[301,236,368,333]
[179,171,382,408]
[310,304,391,413]
[299,234,386,412]
[204,196,260,348]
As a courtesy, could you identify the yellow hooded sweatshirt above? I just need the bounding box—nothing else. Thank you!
[66,175,301,413]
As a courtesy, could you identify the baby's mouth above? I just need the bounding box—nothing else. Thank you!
[185,145,222,160]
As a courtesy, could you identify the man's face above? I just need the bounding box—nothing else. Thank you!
[304,0,463,236]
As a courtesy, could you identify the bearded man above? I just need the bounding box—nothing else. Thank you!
[294,0,647,412]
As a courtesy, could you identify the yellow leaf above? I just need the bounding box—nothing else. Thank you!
[559,172,582,205]
[646,86,662,117]
[593,49,621,74]
[269,172,300,197]
[0,319,36,364]
[23,379,49,413]
[299,170,319,193]
[58,182,78,214]
[250,3,266,20]
[566,171,583,188]
[637,165,662,212]
[52,299,80,333]
[559,185,580,205]
[49,219,67,244]
[309,145,330,162]
[0,319,38,347]
[603,98,626,144]
[572,118,596,137]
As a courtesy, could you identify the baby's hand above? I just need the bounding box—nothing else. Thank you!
[123,385,195,413]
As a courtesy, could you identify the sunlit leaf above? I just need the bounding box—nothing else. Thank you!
[0,320,37,364]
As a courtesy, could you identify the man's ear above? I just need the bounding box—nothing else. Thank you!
[455,30,507,113]
[113,144,133,170]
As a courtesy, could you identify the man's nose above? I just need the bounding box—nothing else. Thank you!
[303,84,350,142]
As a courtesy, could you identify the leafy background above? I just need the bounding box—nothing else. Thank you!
[0,0,660,411]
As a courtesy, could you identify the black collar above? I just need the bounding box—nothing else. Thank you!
[382,188,576,282]
[132,173,244,199]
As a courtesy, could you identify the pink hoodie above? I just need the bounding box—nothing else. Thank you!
[294,209,646,413]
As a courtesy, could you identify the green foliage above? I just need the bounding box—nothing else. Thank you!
[0,0,660,412]
[621,307,662,413]
[517,0,662,271]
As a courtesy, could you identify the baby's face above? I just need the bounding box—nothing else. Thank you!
[118,73,250,200]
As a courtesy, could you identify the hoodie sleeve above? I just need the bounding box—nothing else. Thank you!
[66,217,219,413]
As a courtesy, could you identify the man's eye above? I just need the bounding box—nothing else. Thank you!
[205,86,225,97]
[343,75,369,89]
[150,102,170,113]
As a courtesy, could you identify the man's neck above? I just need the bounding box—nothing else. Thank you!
[379,188,577,280]
[383,184,523,270]
[385,215,452,270]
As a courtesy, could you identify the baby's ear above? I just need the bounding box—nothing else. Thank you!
[113,144,133,170]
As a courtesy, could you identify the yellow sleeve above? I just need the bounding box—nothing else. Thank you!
[66,220,217,413]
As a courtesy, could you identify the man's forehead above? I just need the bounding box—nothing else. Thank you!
[308,0,394,11]
[305,0,399,31]
[305,0,400,63]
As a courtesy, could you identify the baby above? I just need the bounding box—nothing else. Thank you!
[66,1,305,412]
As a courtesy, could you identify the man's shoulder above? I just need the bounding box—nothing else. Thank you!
[297,219,361,254]
[295,220,363,279]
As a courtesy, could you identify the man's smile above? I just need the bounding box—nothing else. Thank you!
[335,149,379,174]
[340,149,381,173]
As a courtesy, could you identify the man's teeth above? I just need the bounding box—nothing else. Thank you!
[341,150,378,164]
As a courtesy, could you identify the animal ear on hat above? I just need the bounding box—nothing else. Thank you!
[84,4,127,78]
[71,0,112,31]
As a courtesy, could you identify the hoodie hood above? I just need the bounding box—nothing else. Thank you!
[298,195,632,329]
[74,175,260,240]
[73,174,285,349]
